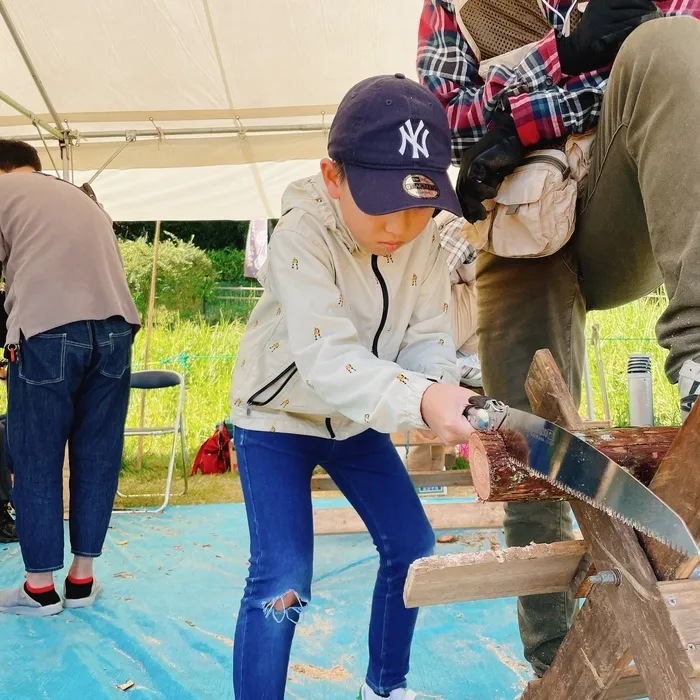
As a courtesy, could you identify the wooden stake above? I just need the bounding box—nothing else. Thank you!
[136,220,161,470]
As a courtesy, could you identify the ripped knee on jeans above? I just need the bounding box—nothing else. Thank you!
[262,589,308,624]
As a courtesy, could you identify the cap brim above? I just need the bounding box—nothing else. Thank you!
[344,163,461,218]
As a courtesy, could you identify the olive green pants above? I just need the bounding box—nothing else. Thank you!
[476,16,700,675]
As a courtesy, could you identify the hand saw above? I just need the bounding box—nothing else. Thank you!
[464,395,699,557]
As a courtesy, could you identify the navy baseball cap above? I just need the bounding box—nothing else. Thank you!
[328,74,460,217]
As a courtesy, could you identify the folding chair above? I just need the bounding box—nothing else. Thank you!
[116,369,188,513]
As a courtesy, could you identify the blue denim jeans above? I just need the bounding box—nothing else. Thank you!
[233,427,435,700]
[6,318,134,573]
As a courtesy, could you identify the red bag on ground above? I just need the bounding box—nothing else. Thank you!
[191,423,232,475]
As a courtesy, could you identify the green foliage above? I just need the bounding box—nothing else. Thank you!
[114,220,276,251]
[120,236,218,317]
[206,247,253,285]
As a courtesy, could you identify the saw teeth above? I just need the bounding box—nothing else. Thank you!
[508,458,692,556]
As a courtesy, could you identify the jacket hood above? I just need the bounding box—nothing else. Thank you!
[280,173,359,254]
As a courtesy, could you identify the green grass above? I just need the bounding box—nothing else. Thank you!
[74,295,684,507]
[586,295,680,427]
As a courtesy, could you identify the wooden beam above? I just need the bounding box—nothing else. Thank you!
[314,501,504,536]
[522,587,635,700]
[571,500,697,698]
[311,469,473,491]
[527,665,648,700]
[404,540,587,607]
[524,349,585,431]
[658,579,700,677]
[641,401,700,580]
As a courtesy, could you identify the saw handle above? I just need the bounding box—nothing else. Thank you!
[463,395,508,431]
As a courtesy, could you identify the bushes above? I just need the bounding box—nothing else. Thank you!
[115,221,250,250]
[206,248,255,286]
[120,236,218,317]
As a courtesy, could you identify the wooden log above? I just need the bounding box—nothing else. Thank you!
[314,501,505,536]
[311,469,473,491]
[404,540,587,608]
[641,401,700,581]
[469,426,678,503]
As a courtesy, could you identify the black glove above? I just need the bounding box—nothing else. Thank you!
[456,110,525,223]
[557,0,661,76]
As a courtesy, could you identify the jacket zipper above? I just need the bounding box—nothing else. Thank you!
[370,255,389,357]
[247,362,298,408]
[325,417,335,439]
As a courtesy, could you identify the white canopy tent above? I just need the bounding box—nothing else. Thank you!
[0,0,425,220]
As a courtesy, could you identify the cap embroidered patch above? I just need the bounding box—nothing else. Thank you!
[403,174,439,199]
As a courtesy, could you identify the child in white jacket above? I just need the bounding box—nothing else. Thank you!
[229,74,479,700]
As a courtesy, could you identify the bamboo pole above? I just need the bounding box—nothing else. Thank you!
[136,221,161,469]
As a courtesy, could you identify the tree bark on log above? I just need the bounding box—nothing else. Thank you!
[469,427,679,503]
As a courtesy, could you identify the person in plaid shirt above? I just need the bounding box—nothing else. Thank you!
[418,0,700,678]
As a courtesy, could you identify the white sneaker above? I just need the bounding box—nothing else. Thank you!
[63,577,102,609]
[457,351,482,388]
[0,583,63,617]
[358,684,417,700]
[679,359,700,422]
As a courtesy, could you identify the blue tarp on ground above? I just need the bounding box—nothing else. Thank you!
[0,499,532,700]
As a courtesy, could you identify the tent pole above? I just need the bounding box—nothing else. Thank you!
[86,135,137,186]
[0,0,63,130]
[0,89,63,140]
[14,123,329,142]
[136,221,162,470]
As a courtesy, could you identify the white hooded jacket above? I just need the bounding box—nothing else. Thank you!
[229,174,460,440]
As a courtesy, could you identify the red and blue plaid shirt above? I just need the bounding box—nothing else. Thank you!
[417,0,700,161]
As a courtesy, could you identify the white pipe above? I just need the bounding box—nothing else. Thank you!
[16,122,329,143]
[0,89,63,140]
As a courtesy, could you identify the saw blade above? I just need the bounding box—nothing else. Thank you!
[499,408,699,557]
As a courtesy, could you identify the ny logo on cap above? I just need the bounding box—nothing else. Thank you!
[398,119,430,159]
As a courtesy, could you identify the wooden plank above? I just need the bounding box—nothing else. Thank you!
[641,400,700,580]
[403,540,587,607]
[658,578,700,676]
[311,469,473,491]
[314,502,505,536]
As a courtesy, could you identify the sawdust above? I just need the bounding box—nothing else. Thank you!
[179,618,233,647]
[296,614,333,638]
[140,636,161,646]
[478,635,530,687]
[113,571,136,580]
[456,531,488,548]
[289,663,350,681]
[489,532,501,551]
